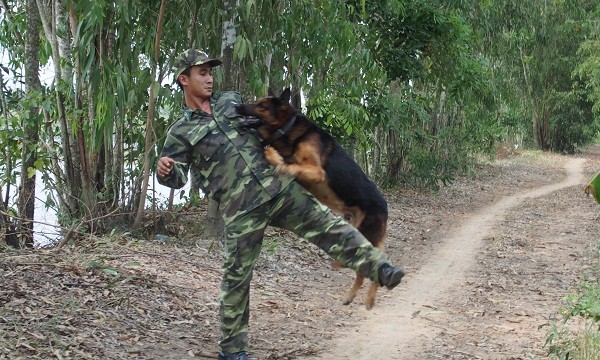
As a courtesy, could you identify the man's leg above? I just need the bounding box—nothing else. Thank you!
[219,207,268,354]
[270,182,403,285]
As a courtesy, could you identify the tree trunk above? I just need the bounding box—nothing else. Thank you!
[0,185,18,247]
[385,129,400,185]
[0,66,18,247]
[17,0,43,248]
[200,0,240,241]
[133,0,167,231]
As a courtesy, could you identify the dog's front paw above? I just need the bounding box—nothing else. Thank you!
[275,164,295,177]
[264,146,285,166]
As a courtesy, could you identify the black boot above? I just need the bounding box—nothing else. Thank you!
[218,351,248,360]
[378,264,405,290]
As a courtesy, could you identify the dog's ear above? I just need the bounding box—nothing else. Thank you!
[280,88,291,104]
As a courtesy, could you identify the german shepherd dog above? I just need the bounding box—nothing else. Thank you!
[236,88,389,310]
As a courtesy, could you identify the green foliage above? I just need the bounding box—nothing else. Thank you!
[2,0,600,242]
[545,320,600,360]
[545,240,600,359]
[469,0,600,151]
[576,38,600,115]
[0,8,27,64]
[262,236,283,257]
[549,87,599,153]
[346,0,441,83]
[561,243,600,319]
[585,171,600,204]
[306,90,370,145]
[0,90,22,185]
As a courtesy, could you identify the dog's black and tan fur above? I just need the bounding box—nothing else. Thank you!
[236,88,389,310]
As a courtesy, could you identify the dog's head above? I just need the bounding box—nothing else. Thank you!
[236,88,296,135]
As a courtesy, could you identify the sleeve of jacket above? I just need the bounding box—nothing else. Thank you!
[157,122,191,189]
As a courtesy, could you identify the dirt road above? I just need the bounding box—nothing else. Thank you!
[309,157,586,359]
[3,149,600,360]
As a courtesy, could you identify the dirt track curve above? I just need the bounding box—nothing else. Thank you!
[307,157,587,360]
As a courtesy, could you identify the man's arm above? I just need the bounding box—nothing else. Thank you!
[156,130,191,189]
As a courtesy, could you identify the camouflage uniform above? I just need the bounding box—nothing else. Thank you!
[159,51,393,354]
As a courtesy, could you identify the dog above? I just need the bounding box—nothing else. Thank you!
[235,88,389,310]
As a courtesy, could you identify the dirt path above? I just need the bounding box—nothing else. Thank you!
[309,157,588,360]
[3,150,600,360]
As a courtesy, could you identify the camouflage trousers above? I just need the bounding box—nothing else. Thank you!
[218,181,391,353]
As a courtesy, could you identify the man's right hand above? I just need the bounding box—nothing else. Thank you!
[157,157,175,178]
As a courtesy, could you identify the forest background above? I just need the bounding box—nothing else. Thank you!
[0,0,599,248]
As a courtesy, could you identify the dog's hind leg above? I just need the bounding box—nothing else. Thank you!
[364,281,379,310]
[359,215,387,310]
[343,274,364,306]
[364,236,387,310]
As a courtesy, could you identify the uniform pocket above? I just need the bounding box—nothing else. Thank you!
[223,107,240,120]
[223,107,248,134]
[191,121,225,161]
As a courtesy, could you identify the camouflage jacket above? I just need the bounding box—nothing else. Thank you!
[157,91,293,224]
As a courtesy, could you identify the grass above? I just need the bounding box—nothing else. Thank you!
[545,242,600,359]
[545,320,600,360]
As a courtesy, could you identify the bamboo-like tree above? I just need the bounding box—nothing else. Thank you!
[133,0,167,231]
[16,0,43,247]
[1,0,598,247]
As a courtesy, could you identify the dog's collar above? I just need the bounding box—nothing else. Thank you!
[260,115,297,147]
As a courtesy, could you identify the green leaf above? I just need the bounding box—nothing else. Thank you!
[124,262,142,269]
[585,171,600,204]
[245,0,256,18]
[101,268,119,277]
[33,158,44,170]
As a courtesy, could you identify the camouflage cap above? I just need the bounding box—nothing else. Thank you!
[172,49,222,82]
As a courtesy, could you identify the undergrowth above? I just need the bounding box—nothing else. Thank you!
[545,243,600,359]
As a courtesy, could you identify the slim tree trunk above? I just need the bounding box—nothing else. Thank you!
[36,0,77,214]
[200,0,240,241]
[0,68,16,242]
[17,0,43,248]
[133,0,167,231]
[0,185,18,247]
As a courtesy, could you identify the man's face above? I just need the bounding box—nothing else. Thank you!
[179,63,214,99]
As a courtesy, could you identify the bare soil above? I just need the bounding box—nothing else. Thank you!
[2,146,600,360]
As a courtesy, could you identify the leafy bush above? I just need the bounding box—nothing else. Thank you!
[564,282,600,322]
[549,89,598,153]
[545,319,600,360]
[545,242,600,359]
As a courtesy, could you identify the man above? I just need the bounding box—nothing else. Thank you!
[157,49,405,360]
